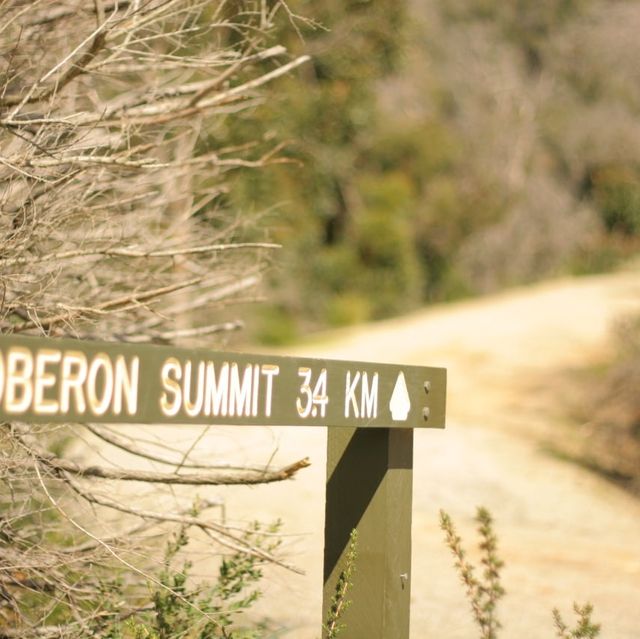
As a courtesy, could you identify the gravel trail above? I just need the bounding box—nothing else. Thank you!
[239,267,640,637]
[91,267,640,637]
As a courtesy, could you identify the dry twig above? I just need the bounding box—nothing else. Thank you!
[0,2,310,636]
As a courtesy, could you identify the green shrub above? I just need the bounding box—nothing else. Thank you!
[553,604,601,639]
[113,522,281,639]
[255,305,300,346]
[591,166,640,236]
[440,507,601,638]
[326,293,372,327]
[323,530,358,639]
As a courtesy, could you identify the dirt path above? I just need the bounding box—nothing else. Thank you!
[228,266,640,637]
[89,267,640,637]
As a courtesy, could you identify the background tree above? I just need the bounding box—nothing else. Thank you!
[228,0,640,340]
[224,0,419,339]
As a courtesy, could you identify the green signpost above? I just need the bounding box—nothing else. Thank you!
[0,334,446,637]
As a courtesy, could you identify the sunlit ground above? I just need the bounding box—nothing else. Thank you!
[83,266,640,637]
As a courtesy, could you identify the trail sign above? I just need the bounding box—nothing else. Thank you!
[0,334,445,429]
[0,333,447,638]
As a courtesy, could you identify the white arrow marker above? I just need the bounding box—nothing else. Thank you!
[389,372,411,421]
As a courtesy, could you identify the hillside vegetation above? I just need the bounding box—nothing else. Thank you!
[229,0,640,498]
[225,0,640,340]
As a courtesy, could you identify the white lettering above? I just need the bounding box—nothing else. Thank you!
[261,364,279,417]
[251,365,260,417]
[343,370,378,420]
[86,353,113,415]
[183,360,205,417]
[160,357,182,417]
[313,369,329,418]
[204,362,229,417]
[34,350,61,415]
[296,367,313,417]
[5,347,33,413]
[60,351,87,413]
[360,372,379,419]
[0,348,283,422]
[345,371,360,419]
[229,363,252,417]
[113,355,139,415]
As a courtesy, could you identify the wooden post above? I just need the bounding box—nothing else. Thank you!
[322,427,414,638]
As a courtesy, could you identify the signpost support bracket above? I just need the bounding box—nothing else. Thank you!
[322,427,414,639]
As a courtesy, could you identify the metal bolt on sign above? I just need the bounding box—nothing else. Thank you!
[0,334,446,638]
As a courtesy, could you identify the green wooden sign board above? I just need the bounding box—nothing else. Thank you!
[0,334,445,428]
[0,334,447,638]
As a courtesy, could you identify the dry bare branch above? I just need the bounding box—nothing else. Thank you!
[82,423,269,472]
[33,450,311,486]
[0,1,310,636]
[0,242,280,267]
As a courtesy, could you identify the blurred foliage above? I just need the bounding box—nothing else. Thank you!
[588,166,640,235]
[221,0,640,341]
[105,522,281,639]
[571,312,640,495]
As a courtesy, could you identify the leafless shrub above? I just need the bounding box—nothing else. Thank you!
[0,2,309,636]
[0,0,310,344]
